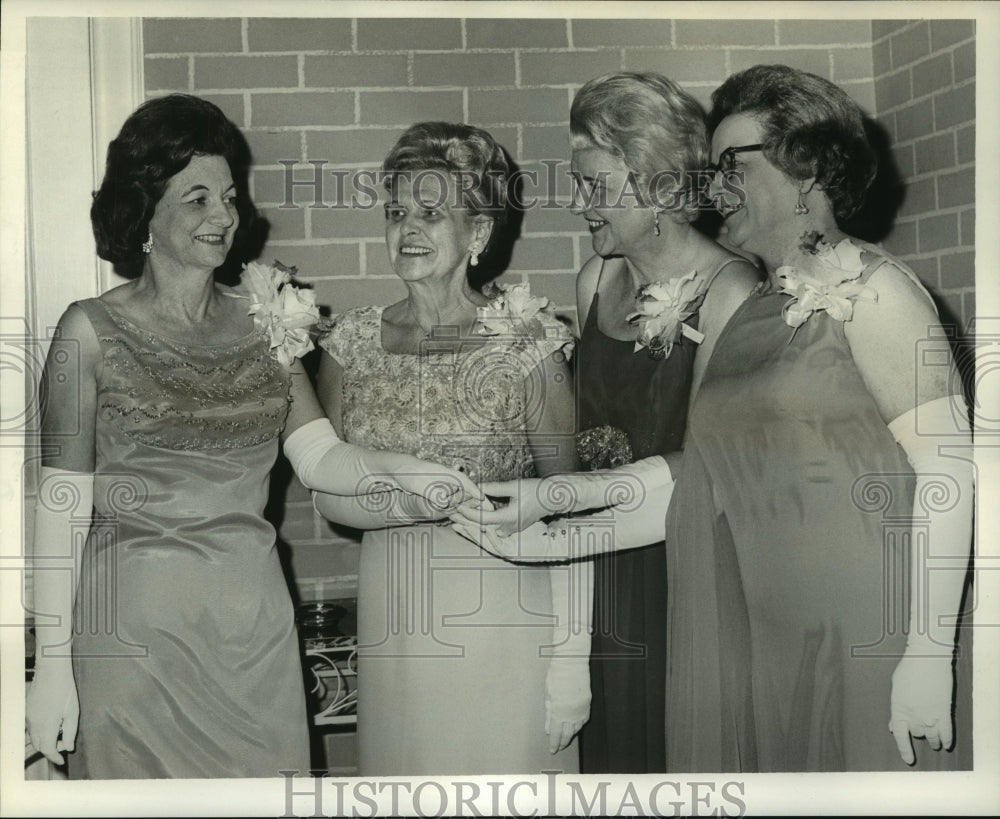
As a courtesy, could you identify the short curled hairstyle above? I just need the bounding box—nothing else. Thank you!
[91,94,256,279]
[707,64,877,221]
[382,122,510,251]
[570,71,708,222]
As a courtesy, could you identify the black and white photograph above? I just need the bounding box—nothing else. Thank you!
[2,1,998,815]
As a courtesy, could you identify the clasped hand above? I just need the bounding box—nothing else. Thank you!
[449,478,574,561]
[450,477,553,535]
[386,458,485,518]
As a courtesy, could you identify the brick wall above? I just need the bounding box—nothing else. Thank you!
[143,17,877,322]
[142,16,973,594]
[872,19,976,332]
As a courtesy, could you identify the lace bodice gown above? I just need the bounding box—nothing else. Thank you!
[68,298,309,779]
[320,304,577,776]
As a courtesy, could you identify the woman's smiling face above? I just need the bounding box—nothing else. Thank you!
[708,113,798,265]
[384,171,486,284]
[570,145,659,260]
[147,154,238,273]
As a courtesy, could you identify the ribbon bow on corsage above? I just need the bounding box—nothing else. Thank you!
[476,282,551,337]
[243,260,320,366]
[626,270,707,361]
[775,234,877,337]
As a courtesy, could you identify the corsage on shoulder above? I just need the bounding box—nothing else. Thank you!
[776,233,877,334]
[476,282,553,338]
[242,260,320,366]
[626,270,707,361]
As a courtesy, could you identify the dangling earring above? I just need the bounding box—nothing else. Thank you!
[469,245,480,267]
[141,233,153,254]
[652,210,661,237]
[794,182,809,216]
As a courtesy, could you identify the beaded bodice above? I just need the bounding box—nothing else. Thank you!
[319,304,573,483]
[75,297,290,451]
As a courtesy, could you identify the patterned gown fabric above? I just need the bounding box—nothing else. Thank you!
[68,297,309,779]
[663,247,973,772]
[320,304,578,776]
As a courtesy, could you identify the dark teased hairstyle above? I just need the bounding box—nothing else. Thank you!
[381,122,510,252]
[90,93,257,279]
[570,71,709,223]
[707,64,877,221]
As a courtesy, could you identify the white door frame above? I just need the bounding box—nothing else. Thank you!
[24,17,144,344]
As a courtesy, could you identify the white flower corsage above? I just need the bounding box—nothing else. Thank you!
[476,282,552,337]
[626,270,707,360]
[242,260,320,366]
[776,234,877,334]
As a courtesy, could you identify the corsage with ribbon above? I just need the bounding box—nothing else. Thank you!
[476,282,553,337]
[242,260,320,366]
[775,233,877,337]
[626,270,707,361]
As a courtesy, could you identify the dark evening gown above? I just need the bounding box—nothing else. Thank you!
[68,296,310,779]
[576,259,702,774]
[663,244,973,771]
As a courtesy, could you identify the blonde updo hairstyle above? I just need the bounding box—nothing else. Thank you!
[570,71,709,223]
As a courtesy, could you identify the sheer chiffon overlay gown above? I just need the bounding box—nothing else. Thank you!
[320,303,577,776]
[68,297,310,779]
[664,246,973,772]
[576,257,743,773]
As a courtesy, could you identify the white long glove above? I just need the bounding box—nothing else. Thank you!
[453,455,671,536]
[544,559,594,753]
[453,468,675,562]
[25,467,92,765]
[886,395,974,765]
[285,418,480,510]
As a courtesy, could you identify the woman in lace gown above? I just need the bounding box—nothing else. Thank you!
[313,122,584,776]
[25,95,477,779]
[567,72,760,773]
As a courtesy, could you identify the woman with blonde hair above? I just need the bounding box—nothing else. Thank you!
[457,72,760,773]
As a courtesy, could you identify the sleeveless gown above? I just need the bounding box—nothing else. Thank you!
[69,297,310,779]
[575,288,691,772]
[664,247,974,771]
[319,304,578,776]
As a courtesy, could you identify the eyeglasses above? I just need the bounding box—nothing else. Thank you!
[704,144,764,176]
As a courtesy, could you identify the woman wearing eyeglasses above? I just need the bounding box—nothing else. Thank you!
[666,62,975,772]
[458,64,974,773]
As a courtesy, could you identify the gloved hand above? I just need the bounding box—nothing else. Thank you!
[26,658,78,765]
[544,559,594,753]
[889,652,954,765]
[886,395,973,765]
[285,418,483,508]
[451,456,670,535]
[26,466,92,766]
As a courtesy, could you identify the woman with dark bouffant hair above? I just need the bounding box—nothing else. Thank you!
[313,121,584,775]
[89,94,259,280]
[25,95,478,779]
